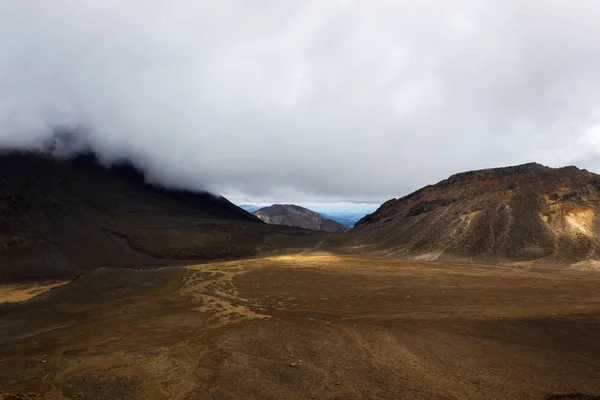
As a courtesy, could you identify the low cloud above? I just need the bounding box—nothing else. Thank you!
[2,1,600,202]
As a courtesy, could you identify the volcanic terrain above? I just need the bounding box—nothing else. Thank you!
[0,152,325,283]
[1,157,600,400]
[351,163,600,267]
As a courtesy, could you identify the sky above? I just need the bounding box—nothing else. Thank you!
[2,1,600,207]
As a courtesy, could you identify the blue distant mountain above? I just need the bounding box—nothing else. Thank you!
[239,204,262,213]
[319,212,363,227]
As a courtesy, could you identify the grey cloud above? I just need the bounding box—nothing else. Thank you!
[1,1,600,203]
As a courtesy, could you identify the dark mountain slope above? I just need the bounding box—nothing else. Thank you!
[350,163,600,266]
[0,152,322,282]
[253,204,350,233]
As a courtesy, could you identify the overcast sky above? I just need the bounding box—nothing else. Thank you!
[2,1,600,204]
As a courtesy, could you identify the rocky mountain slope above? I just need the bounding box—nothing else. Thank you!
[253,204,350,232]
[0,151,323,282]
[351,163,600,265]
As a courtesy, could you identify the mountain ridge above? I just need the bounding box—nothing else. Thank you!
[351,162,600,266]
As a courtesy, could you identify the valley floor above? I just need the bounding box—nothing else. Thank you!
[1,254,600,399]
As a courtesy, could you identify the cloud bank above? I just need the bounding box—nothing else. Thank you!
[2,1,600,202]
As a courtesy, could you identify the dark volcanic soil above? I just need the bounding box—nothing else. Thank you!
[2,254,600,400]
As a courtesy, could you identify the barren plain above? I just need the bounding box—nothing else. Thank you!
[2,254,600,400]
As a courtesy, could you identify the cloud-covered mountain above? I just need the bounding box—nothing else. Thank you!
[0,150,323,282]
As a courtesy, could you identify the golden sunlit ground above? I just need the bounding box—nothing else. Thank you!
[0,282,68,303]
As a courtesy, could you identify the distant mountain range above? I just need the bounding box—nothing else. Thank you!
[239,203,378,226]
[253,204,350,232]
[319,212,369,227]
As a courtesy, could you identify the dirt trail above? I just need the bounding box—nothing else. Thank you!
[180,262,269,327]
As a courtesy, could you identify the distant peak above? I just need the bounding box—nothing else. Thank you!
[253,204,350,232]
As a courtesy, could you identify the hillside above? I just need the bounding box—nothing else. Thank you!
[350,162,600,265]
[253,204,351,232]
[0,151,324,282]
